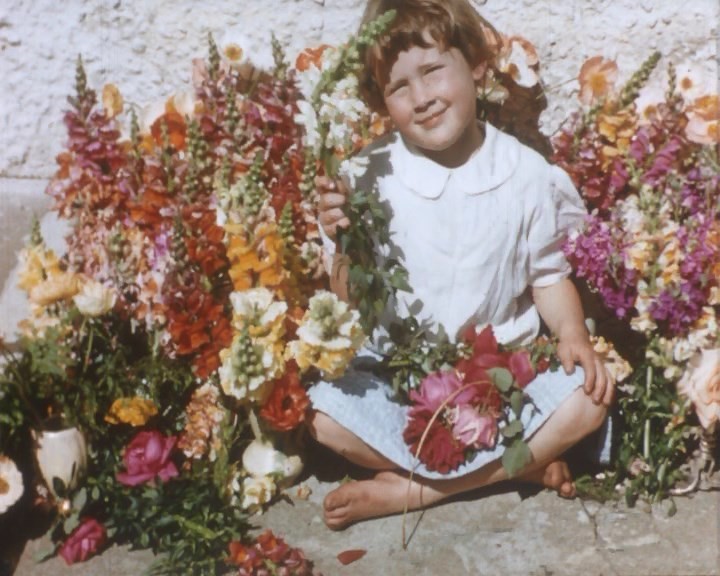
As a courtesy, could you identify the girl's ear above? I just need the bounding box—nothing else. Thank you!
[472,62,488,82]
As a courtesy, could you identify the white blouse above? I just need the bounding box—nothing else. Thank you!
[326,122,587,348]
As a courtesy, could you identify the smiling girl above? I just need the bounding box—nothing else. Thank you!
[308,0,612,530]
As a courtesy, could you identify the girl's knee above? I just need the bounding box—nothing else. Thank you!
[575,390,608,434]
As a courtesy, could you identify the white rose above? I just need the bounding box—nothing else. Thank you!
[73,280,116,316]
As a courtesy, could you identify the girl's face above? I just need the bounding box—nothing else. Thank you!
[382,39,485,167]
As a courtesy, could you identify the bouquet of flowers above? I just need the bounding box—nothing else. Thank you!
[0,32,375,572]
[554,53,720,503]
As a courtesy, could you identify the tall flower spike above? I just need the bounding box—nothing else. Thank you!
[184,119,210,200]
[66,55,96,119]
[618,51,661,111]
[208,32,220,83]
[30,215,43,247]
[271,33,288,81]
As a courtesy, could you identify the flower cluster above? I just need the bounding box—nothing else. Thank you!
[2,33,377,571]
[556,54,720,502]
[227,530,319,576]
[557,55,720,379]
[403,326,545,475]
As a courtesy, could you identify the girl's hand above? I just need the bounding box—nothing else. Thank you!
[557,335,613,406]
[317,176,350,241]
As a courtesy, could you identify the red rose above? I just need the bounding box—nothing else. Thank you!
[508,350,536,388]
[58,518,106,565]
[404,409,466,473]
[116,430,179,486]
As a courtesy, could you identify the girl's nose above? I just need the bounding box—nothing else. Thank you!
[411,79,434,111]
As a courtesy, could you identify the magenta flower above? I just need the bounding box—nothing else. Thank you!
[408,370,467,413]
[116,430,179,487]
[59,518,106,565]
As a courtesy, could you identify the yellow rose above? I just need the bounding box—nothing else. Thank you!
[677,349,720,429]
[105,397,159,427]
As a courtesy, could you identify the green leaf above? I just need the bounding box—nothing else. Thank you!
[488,367,514,393]
[72,487,87,511]
[63,513,80,535]
[510,390,525,418]
[501,419,523,439]
[501,439,532,477]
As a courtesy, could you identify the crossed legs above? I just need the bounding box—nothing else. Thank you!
[307,387,607,529]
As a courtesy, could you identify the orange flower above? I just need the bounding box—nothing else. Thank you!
[295,45,330,72]
[259,362,309,431]
[578,56,618,105]
[227,223,286,291]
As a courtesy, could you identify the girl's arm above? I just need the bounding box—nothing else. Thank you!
[317,176,351,301]
[532,278,613,406]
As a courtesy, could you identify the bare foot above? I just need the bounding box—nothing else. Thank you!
[517,460,576,498]
[323,470,443,530]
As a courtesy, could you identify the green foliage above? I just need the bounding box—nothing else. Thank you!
[614,363,692,505]
[82,469,248,575]
[383,317,468,399]
[340,187,412,336]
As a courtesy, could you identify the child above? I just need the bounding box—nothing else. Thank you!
[308,0,612,530]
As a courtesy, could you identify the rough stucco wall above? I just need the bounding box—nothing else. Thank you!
[0,0,718,340]
[1,0,718,179]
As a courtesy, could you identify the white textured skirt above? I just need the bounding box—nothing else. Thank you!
[308,355,610,480]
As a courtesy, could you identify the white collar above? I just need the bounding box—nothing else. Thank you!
[392,122,520,199]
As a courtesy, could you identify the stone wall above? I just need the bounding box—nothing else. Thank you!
[0,0,718,339]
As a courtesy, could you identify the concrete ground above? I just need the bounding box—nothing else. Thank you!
[9,446,720,576]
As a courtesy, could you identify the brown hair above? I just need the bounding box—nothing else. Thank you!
[358,0,501,113]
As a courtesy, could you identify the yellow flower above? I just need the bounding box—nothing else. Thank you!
[28,270,81,306]
[105,397,159,426]
[285,291,365,379]
[102,84,124,118]
[17,245,61,293]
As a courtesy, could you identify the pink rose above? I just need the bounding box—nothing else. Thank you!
[59,518,106,565]
[116,430,179,486]
[409,370,463,412]
[451,405,498,449]
[677,349,720,429]
[508,350,536,388]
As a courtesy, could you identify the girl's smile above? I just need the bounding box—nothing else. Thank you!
[382,39,486,167]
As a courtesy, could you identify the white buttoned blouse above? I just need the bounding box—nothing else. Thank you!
[327,122,587,348]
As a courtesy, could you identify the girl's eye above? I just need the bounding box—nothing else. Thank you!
[425,65,443,75]
[386,82,407,96]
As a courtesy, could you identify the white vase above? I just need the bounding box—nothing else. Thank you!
[32,425,88,497]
